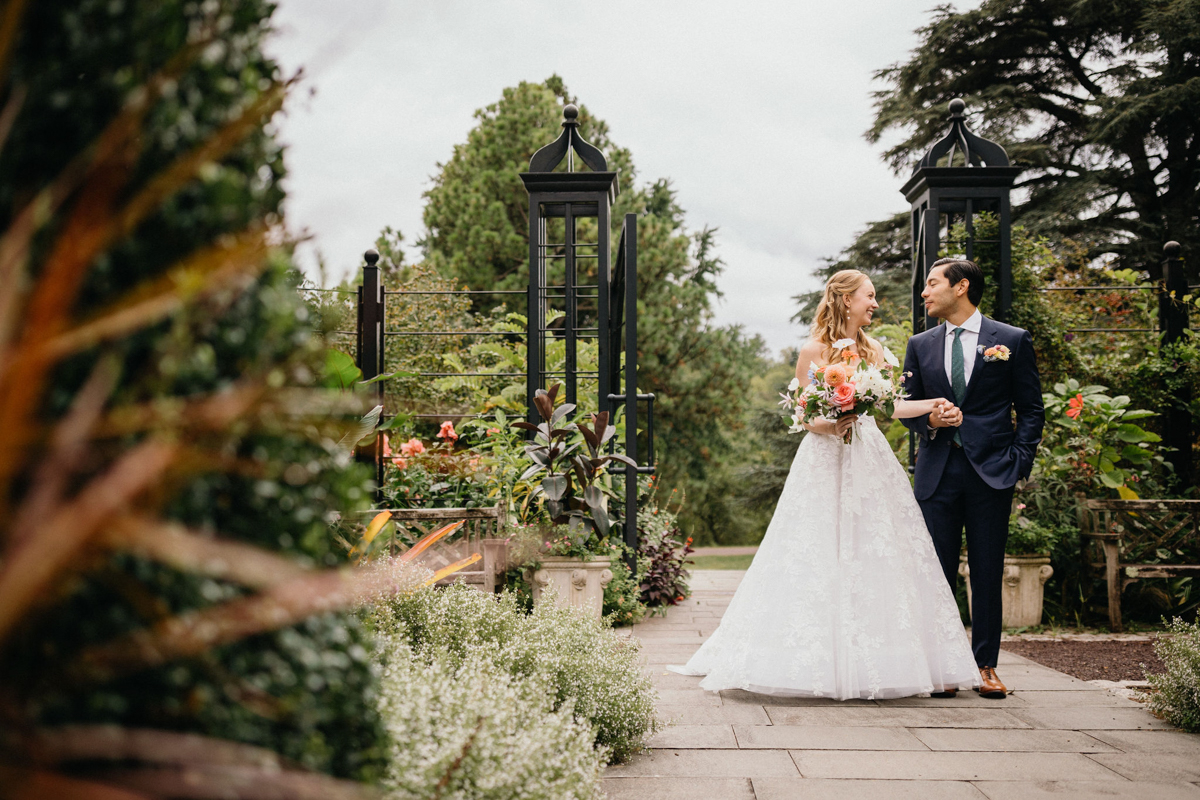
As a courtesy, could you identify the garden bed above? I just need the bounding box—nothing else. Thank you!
[1002,639,1162,682]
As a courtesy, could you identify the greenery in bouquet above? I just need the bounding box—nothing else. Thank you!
[781,339,903,443]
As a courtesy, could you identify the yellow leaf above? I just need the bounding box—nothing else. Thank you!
[400,520,465,563]
[423,552,482,586]
[1117,485,1139,500]
[357,511,392,552]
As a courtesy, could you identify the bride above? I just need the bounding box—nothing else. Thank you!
[670,269,979,700]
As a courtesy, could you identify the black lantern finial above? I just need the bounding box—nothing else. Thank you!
[916,99,1011,171]
[528,103,608,173]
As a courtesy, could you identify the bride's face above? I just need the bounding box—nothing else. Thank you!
[844,280,879,329]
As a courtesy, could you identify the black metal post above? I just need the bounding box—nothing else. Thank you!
[527,206,544,426]
[358,249,385,497]
[622,215,639,575]
[1161,241,1193,487]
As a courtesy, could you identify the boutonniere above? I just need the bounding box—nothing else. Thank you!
[980,344,1011,362]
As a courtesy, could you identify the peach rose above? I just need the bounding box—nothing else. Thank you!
[833,381,857,409]
[400,438,426,457]
[824,363,850,388]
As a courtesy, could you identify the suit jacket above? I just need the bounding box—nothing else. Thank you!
[900,315,1045,501]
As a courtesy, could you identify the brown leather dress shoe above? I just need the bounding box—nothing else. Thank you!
[930,689,957,698]
[976,667,1007,699]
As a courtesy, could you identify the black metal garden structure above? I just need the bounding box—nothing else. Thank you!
[520,103,655,567]
[902,99,1021,333]
[339,102,656,569]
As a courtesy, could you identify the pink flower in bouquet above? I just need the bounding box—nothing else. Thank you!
[400,438,426,457]
[437,420,458,442]
[833,381,857,410]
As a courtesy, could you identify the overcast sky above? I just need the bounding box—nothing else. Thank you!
[267,1,981,356]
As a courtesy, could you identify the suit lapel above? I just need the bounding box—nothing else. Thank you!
[923,324,954,399]
[961,316,994,405]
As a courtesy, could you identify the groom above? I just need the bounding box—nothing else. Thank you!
[901,258,1045,699]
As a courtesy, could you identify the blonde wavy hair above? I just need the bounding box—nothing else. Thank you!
[811,269,880,366]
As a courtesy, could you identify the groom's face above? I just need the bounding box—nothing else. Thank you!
[922,267,967,320]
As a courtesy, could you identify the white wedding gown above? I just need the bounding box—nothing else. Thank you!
[671,415,980,700]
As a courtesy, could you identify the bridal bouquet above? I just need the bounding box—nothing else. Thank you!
[780,338,904,443]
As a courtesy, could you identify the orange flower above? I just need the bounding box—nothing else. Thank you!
[833,382,857,409]
[985,347,998,358]
[1066,393,1084,420]
[824,363,850,388]
[400,438,426,457]
[391,457,407,470]
[437,420,458,442]
[842,350,861,369]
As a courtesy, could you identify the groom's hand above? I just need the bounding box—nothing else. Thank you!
[929,402,962,429]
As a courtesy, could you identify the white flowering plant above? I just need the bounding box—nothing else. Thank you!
[374,584,659,765]
[377,646,604,800]
[779,338,905,443]
[1146,617,1200,732]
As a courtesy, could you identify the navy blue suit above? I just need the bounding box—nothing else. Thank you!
[901,316,1045,668]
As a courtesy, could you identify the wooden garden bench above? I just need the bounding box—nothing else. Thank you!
[1079,498,1200,631]
[372,505,509,592]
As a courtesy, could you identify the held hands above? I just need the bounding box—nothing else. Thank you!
[928,400,962,429]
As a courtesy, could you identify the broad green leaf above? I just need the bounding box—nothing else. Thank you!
[1116,424,1157,443]
[1121,410,1156,421]
[1121,445,1151,465]
[1099,457,1116,472]
[1099,470,1125,489]
[323,349,362,389]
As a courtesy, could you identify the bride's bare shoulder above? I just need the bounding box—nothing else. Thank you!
[796,338,827,366]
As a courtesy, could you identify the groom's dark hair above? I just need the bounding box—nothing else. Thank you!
[932,257,984,306]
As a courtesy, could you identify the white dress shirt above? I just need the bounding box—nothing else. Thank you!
[943,308,982,387]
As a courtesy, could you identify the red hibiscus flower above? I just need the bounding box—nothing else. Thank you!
[1066,393,1084,420]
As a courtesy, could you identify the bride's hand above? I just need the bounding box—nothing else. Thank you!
[834,414,859,438]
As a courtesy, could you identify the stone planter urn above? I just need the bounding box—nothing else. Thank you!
[960,553,1054,629]
[529,556,613,620]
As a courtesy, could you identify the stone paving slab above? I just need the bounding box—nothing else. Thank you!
[1086,753,1200,781]
[909,727,1118,752]
[602,776,755,799]
[973,781,1200,799]
[881,693,1032,708]
[734,724,928,751]
[1084,729,1200,753]
[655,689,721,706]
[753,777,989,799]
[720,689,876,707]
[766,706,1032,728]
[605,748,799,778]
[1010,707,1174,730]
[656,703,771,725]
[648,724,738,749]
[1008,690,1138,708]
[790,750,1123,781]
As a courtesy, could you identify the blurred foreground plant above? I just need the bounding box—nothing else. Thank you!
[0,2,476,796]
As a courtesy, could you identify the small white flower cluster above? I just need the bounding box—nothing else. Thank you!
[377,646,603,800]
[372,584,660,796]
[1147,618,1200,731]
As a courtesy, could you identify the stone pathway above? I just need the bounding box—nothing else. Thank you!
[604,570,1200,799]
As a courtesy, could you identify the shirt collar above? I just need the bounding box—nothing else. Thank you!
[945,308,983,335]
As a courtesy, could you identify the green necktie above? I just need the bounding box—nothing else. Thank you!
[951,327,966,445]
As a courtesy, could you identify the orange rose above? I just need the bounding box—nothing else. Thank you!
[824,363,850,388]
[833,381,856,409]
